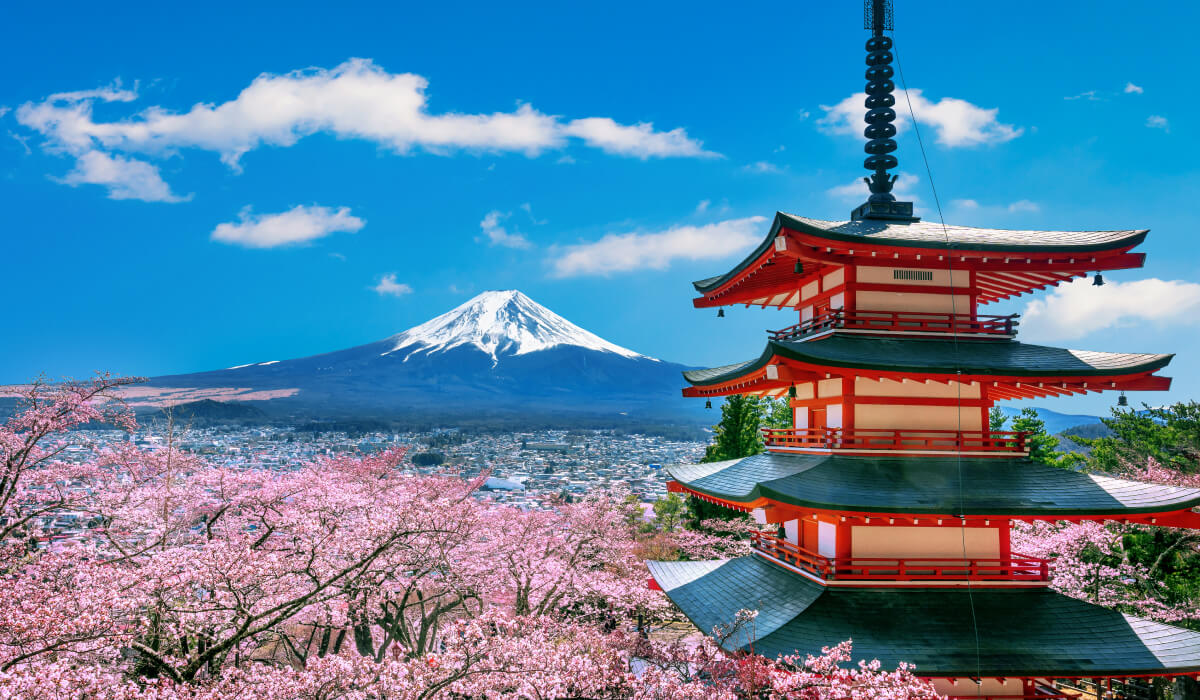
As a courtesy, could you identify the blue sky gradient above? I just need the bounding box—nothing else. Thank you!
[2,0,1197,415]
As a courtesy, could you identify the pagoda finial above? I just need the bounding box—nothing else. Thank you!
[852,0,917,222]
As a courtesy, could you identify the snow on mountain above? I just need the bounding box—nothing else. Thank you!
[382,290,654,365]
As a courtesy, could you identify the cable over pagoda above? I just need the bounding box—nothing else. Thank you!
[647,2,1200,697]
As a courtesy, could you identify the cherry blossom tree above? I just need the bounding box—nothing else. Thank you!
[0,375,946,698]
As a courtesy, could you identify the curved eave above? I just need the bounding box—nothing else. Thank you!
[776,212,1149,255]
[647,556,1200,677]
[692,212,1149,307]
[665,453,1200,519]
[682,336,1173,393]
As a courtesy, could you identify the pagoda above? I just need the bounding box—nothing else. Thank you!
[646,3,1200,697]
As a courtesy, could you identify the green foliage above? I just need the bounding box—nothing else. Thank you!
[701,395,790,463]
[1011,407,1083,469]
[411,451,446,466]
[690,395,787,529]
[652,493,686,532]
[1071,402,1200,475]
[988,406,1008,431]
[764,397,792,430]
[1066,400,1200,627]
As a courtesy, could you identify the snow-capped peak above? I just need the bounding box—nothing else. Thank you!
[382,290,654,364]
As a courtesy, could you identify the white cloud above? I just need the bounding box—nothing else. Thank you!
[58,150,188,202]
[1147,115,1169,131]
[562,117,717,159]
[211,205,364,248]
[372,274,412,297]
[1019,277,1200,341]
[548,216,766,278]
[1124,82,1144,94]
[952,198,979,209]
[15,59,714,198]
[479,210,532,249]
[742,161,781,174]
[1064,90,1100,101]
[818,89,1022,147]
[1007,199,1039,213]
[827,172,920,203]
[519,202,546,225]
[694,199,710,214]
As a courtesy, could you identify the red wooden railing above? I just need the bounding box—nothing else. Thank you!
[769,309,1018,341]
[750,532,1052,583]
[762,427,1029,453]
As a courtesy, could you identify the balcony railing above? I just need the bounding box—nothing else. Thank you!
[762,427,1029,454]
[750,532,1052,583]
[769,309,1018,341]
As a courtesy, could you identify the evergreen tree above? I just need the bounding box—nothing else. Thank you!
[1011,407,1083,469]
[989,406,1008,431]
[690,395,789,526]
[652,493,686,532]
[700,395,769,463]
[1071,401,1200,475]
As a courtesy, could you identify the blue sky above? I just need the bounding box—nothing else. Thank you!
[2,0,1197,416]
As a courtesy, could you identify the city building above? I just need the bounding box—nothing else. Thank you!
[646,2,1200,696]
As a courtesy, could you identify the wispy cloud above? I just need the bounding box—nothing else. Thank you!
[211,205,364,248]
[562,118,718,159]
[479,210,532,249]
[818,89,1022,147]
[548,216,766,278]
[1020,277,1200,341]
[520,202,547,225]
[742,161,781,174]
[1064,90,1100,101]
[827,173,920,203]
[1146,115,1169,131]
[15,59,716,200]
[1124,82,1144,94]
[58,150,189,202]
[949,197,1040,216]
[372,274,412,297]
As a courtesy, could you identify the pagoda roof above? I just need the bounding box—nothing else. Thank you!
[682,335,1172,387]
[667,453,1200,517]
[646,555,1200,677]
[693,212,1147,294]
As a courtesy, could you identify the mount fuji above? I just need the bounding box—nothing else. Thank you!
[142,291,699,426]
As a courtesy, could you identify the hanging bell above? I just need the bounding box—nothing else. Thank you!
[788,385,797,398]
[717,308,725,318]
[794,261,804,275]
[705,400,713,409]
[1093,273,1105,286]
[1117,392,1128,407]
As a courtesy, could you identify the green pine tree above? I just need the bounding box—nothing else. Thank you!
[1070,401,1200,475]
[1011,407,1083,469]
[989,406,1008,431]
[701,395,770,463]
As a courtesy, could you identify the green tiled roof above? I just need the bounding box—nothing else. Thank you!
[647,556,1200,676]
[667,453,1200,516]
[693,212,1147,293]
[682,335,1172,385]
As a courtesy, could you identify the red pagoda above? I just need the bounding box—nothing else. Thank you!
[646,3,1200,697]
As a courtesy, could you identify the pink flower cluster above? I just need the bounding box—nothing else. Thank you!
[0,376,941,698]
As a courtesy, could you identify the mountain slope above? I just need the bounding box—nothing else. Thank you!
[382,290,649,364]
[143,291,698,424]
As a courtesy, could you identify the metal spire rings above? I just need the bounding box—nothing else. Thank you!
[863,34,898,203]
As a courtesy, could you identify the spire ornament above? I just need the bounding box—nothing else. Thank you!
[852,0,918,222]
